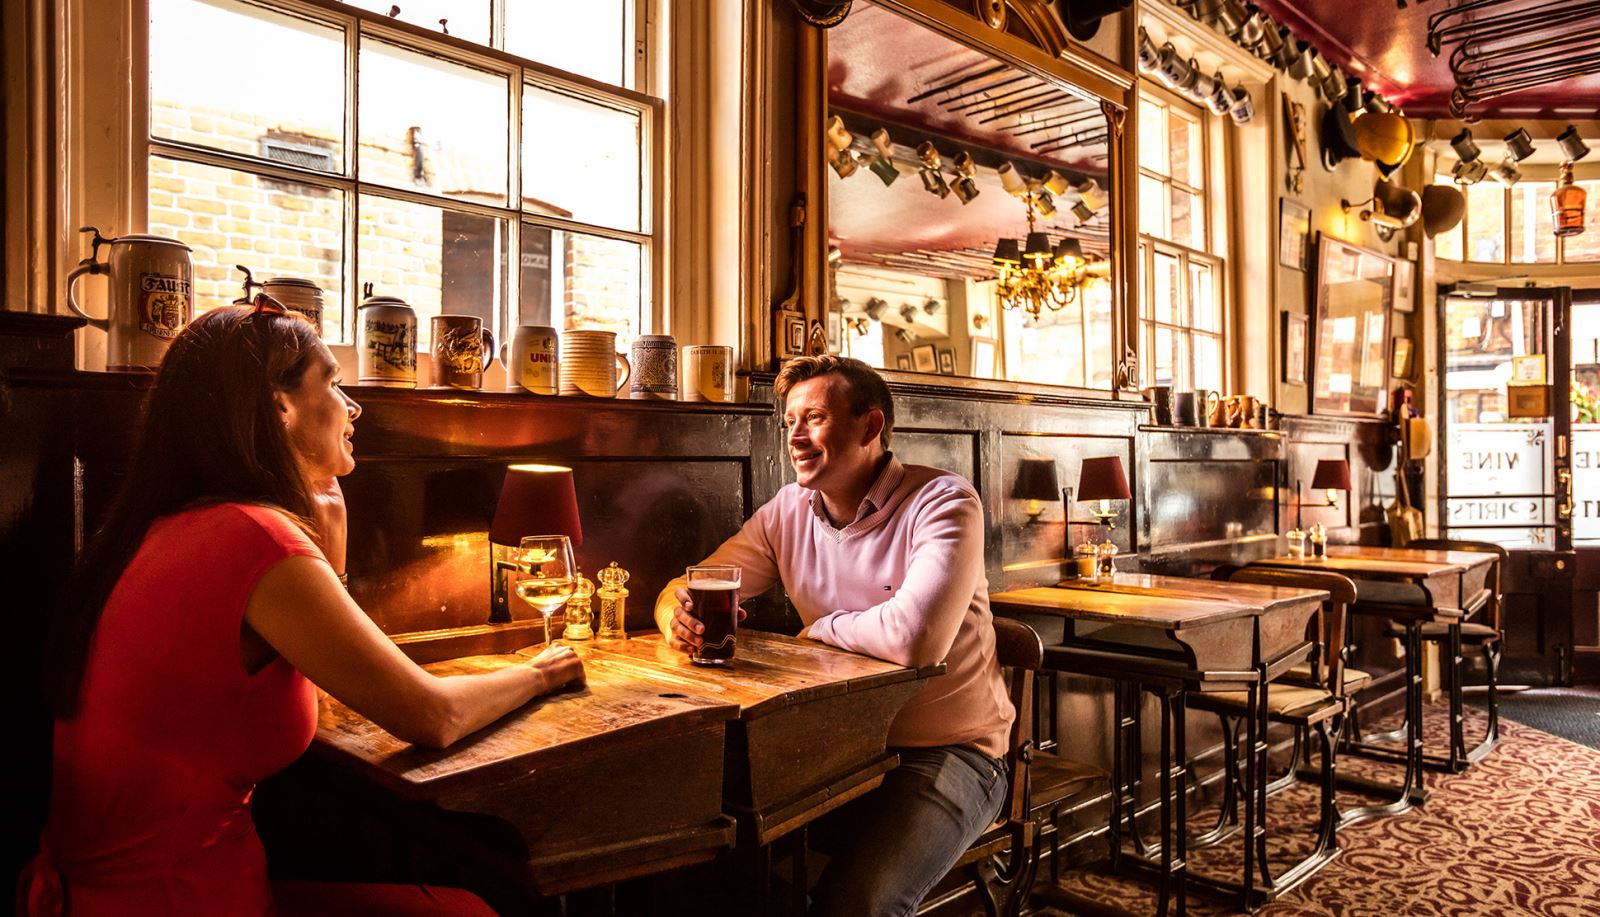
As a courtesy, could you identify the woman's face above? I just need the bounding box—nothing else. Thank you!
[279,342,361,482]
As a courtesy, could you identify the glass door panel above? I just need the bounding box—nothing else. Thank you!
[1440,291,1571,549]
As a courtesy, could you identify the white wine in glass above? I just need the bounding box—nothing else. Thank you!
[515,535,576,646]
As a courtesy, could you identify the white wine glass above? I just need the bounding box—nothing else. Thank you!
[515,535,576,647]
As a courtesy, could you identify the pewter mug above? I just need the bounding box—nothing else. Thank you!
[66,227,193,371]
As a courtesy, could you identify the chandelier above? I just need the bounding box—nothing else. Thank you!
[991,195,1088,321]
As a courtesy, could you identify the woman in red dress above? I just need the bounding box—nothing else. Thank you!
[21,299,583,915]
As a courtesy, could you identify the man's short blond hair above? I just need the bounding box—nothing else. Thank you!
[774,355,894,449]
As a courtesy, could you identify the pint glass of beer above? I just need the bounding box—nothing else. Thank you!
[687,564,741,666]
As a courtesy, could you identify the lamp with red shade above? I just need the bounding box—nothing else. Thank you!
[1077,456,1131,574]
[1310,459,1352,509]
[488,464,584,623]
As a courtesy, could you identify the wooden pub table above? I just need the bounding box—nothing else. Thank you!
[990,574,1326,917]
[302,630,940,910]
[1246,546,1494,822]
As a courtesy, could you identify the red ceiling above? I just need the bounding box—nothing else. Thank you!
[1252,0,1600,118]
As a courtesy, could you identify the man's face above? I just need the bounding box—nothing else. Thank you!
[783,375,880,494]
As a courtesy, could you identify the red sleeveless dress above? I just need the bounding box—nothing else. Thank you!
[21,503,492,916]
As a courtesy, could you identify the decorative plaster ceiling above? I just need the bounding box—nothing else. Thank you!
[1251,0,1600,118]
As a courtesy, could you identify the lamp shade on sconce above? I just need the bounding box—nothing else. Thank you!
[1310,459,1352,493]
[1077,456,1131,502]
[1012,458,1060,502]
[1421,184,1465,238]
[490,464,584,547]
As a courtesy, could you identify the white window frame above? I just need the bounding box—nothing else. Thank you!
[1136,86,1227,392]
[142,0,663,346]
[1433,168,1600,266]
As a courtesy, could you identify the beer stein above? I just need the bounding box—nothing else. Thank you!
[1172,391,1199,427]
[682,344,734,403]
[505,324,559,394]
[429,315,494,390]
[66,227,193,371]
[1143,385,1173,425]
[559,329,632,397]
[356,285,418,388]
[261,277,324,337]
[630,334,679,400]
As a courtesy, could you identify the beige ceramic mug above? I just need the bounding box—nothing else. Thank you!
[682,345,734,402]
[505,325,559,394]
[560,329,632,397]
[66,227,193,371]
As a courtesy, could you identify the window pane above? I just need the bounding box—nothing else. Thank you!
[1169,114,1200,188]
[1139,101,1166,174]
[519,224,642,350]
[341,0,490,46]
[1193,332,1222,391]
[1190,261,1218,332]
[357,194,505,353]
[1153,324,1179,387]
[151,0,344,171]
[1509,181,1556,264]
[358,39,509,206]
[1153,251,1181,325]
[1561,181,1600,262]
[149,156,346,338]
[1140,175,1168,239]
[506,1,630,88]
[1467,182,1504,262]
[522,85,643,233]
[1434,178,1464,261]
[1170,186,1202,250]
[1084,278,1114,389]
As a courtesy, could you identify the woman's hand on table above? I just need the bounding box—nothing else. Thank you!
[666,587,746,655]
[527,644,585,694]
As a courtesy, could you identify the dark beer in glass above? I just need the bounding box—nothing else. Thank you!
[687,564,741,666]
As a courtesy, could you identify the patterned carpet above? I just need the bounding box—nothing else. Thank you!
[1042,703,1600,916]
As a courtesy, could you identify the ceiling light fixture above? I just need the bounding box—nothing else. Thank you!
[991,193,1090,321]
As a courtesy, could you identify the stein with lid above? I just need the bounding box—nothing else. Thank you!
[66,227,193,372]
[356,283,417,388]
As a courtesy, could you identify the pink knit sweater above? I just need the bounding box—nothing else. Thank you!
[656,456,1013,758]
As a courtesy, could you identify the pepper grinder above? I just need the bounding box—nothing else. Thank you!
[563,572,595,640]
[597,562,630,639]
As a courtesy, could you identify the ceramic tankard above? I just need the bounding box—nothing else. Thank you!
[66,227,193,371]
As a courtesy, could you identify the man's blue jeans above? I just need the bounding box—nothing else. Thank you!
[809,744,1007,917]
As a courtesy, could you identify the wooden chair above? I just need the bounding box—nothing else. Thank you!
[1187,567,1360,908]
[920,617,1105,917]
[1379,538,1507,771]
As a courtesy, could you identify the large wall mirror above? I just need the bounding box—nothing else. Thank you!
[1311,235,1393,416]
[825,1,1117,389]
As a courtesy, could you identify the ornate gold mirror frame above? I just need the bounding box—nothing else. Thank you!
[783,0,1138,392]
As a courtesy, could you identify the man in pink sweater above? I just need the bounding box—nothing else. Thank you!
[655,355,1013,916]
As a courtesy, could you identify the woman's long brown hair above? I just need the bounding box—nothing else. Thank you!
[46,306,324,716]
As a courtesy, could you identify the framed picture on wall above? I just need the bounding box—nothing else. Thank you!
[1282,312,1308,385]
[1279,198,1312,271]
[895,353,912,371]
[1392,258,1415,313]
[1392,336,1413,380]
[911,343,937,373]
[937,348,956,375]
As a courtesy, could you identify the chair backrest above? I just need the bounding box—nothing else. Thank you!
[990,616,1044,832]
[1402,538,1506,628]
[1228,567,1360,697]
[1209,563,1243,582]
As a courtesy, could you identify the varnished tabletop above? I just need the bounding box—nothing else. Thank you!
[991,574,1326,687]
[1253,545,1493,580]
